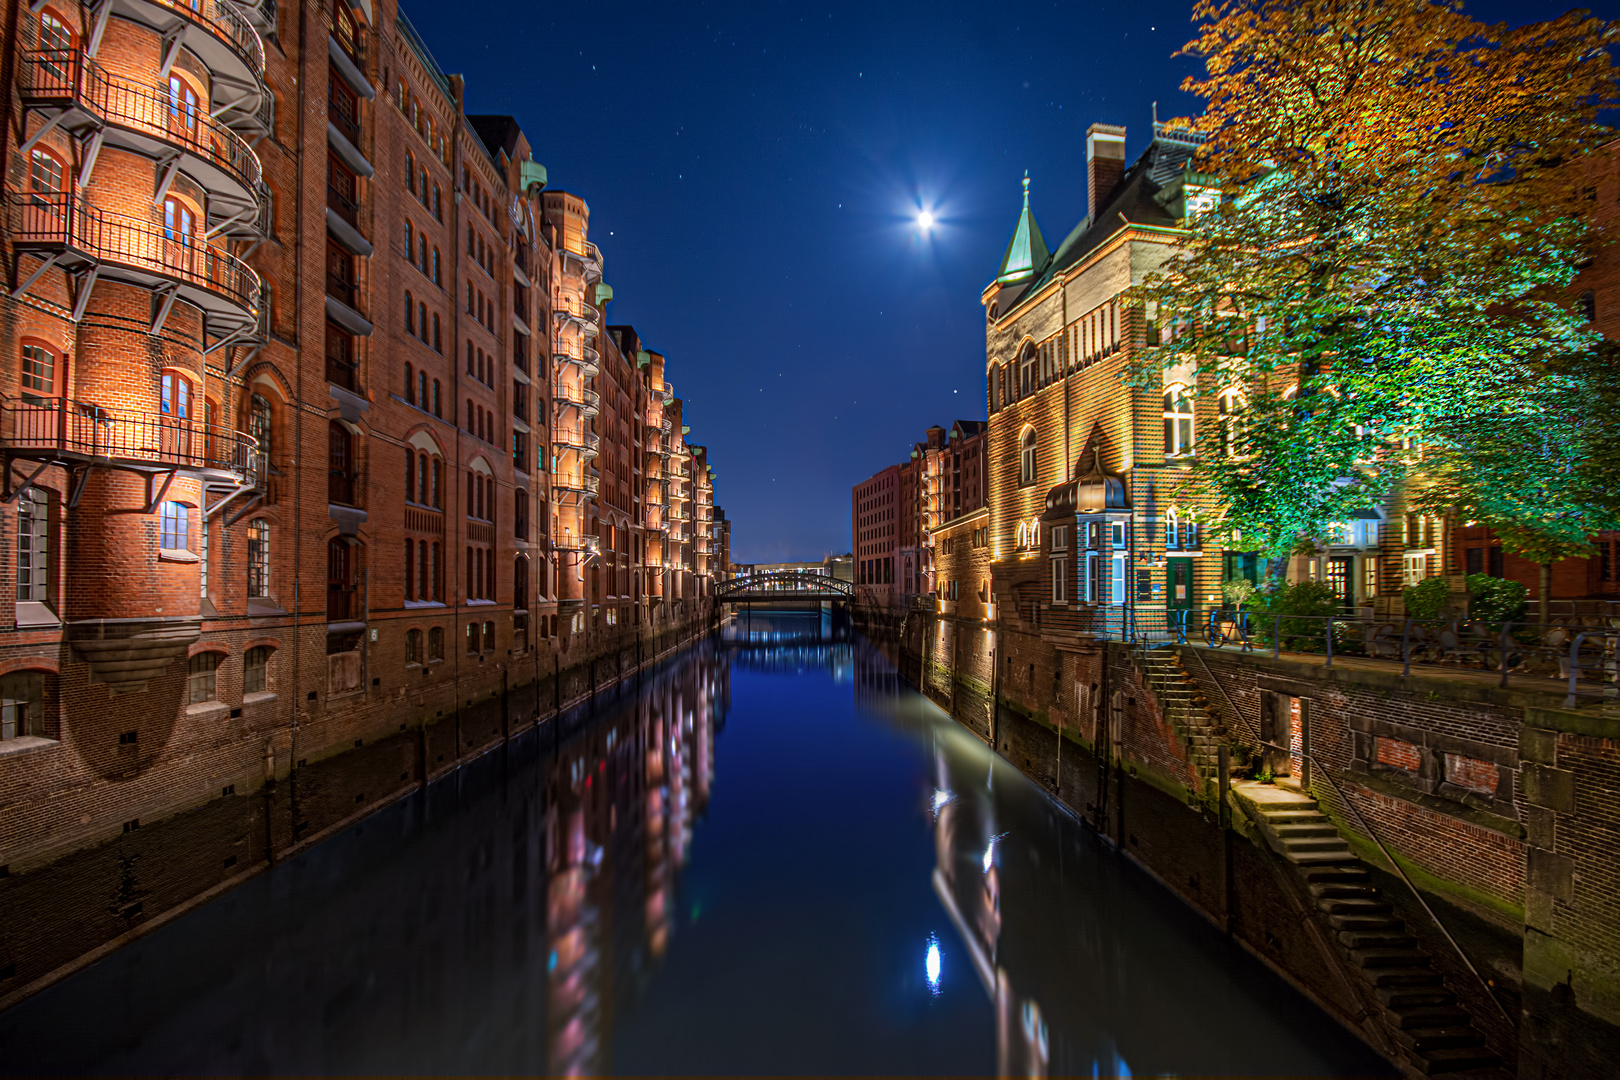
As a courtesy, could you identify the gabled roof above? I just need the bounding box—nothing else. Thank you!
[950,419,986,439]
[467,115,524,161]
[995,173,1049,284]
[994,126,1206,309]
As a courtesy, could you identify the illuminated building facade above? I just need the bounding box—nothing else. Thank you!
[0,0,724,885]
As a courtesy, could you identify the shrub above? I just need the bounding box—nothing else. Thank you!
[1221,578,1257,609]
[1465,573,1528,624]
[1250,579,1342,652]
[1402,576,1452,622]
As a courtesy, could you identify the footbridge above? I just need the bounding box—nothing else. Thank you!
[716,570,853,604]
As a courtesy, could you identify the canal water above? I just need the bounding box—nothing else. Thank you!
[0,612,1392,1076]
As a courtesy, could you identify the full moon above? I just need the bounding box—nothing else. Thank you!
[917,210,935,230]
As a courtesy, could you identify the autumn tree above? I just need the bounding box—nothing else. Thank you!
[1129,0,1620,582]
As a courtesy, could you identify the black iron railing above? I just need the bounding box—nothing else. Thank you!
[10,191,260,314]
[20,50,261,195]
[1,394,263,479]
[150,0,264,78]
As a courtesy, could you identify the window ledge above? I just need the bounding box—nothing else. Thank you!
[159,548,200,563]
[404,599,446,609]
[186,701,229,719]
[466,598,496,606]
[14,601,60,628]
[248,599,286,616]
[0,735,58,758]
[243,691,277,706]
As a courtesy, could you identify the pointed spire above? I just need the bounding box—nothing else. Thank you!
[996,171,1049,285]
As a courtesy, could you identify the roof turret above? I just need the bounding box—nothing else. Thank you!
[995,172,1049,284]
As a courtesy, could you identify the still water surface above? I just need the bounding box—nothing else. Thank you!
[0,614,1393,1075]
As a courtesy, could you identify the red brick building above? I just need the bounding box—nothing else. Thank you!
[0,0,725,887]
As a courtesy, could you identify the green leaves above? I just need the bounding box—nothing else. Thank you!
[1132,0,1620,561]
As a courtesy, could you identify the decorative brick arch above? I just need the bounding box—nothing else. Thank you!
[243,636,283,653]
[0,656,59,677]
[188,640,231,659]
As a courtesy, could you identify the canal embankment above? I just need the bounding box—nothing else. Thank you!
[868,602,1620,1080]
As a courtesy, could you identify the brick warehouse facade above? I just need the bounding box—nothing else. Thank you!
[0,0,727,995]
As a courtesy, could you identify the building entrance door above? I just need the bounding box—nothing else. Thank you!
[1168,559,1192,628]
[1327,556,1354,609]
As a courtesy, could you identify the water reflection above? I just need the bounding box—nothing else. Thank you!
[0,616,1391,1076]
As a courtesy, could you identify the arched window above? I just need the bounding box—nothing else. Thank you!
[1019,427,1037,486]
[418,234,427,272]
[417,302,427,343]
[514,556,528,611]
[432,313,441,352]
[167,72,200,141]
[249,393,273,461]
[431,542,442,600]
[21,341,56,398]
[28,147,63,195]
[418,539,429,599]
[247,518,270,597]
[432,247,441,284]
[417,370,428,408]
[466,339,474,375]
[1019,343,1037,397]
[432,379,441,417]
[38,9,73,52]
[417,452,429,504]
[162,195,194,246]
[404,290,415,334]
[1163,386,1195,457]
[404,537,415,600]
[327,537,358,620]
[428,624,443,660]
[405,149,415,192]
[406,628,422,664]
[1165,508,1179,550]
[161,371,191,417]
[186,651,221,704]
[404,361,414,405]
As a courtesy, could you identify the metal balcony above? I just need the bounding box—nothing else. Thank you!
[20,50,263,211]
[11,192,261,333]
[128,0,265,88]
[555,425,599,460]
[1,394,264,491]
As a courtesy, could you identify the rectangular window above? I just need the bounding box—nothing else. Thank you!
[1111,555,1126,604]
[17,487,49,603]
[1050,525,1068,552]
[1402,552,1426,587]
[187,652,218,705]
[20,344,53,395]
[244,646,268,694]
[1051,557,1067,604]
[0,672,45,741]
[160,501,189,551]
[1488,547,1504,579]
[1363,558,1378,599]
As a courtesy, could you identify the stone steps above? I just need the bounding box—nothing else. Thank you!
[1234,781,1499,1076]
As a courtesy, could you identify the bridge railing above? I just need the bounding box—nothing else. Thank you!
[716,571,853,599]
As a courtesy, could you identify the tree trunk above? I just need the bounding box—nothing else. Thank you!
[1539,561,1552,627]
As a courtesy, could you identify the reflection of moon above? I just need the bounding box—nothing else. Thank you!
[917,210,935,230]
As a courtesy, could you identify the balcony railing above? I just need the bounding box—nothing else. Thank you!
[1,394,263,481]
[148,0,265,81]
[11,192,260,318]
[327,181,359,227]
[555,426,599,457]
[329,96,360,147]
[20,50,262,199]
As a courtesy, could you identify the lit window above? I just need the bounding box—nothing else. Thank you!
[247,518,270,597]
[160,501,189,551]
[161,372,191,417]
[1163,386,1195,457]
[1217,388,1243,454]
[1019,428,1037,486]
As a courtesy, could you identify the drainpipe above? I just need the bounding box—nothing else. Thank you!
[285,0,310,854]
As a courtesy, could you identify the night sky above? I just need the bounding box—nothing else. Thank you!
[406,0,1613,564]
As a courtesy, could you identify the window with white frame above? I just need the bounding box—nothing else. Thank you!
[17,486,49,603]
[1163,386,1195,457]
[1052,554,1068,603]
[160,501,189,551]
[1402,552,1428,587]
[1020,428,1037,486]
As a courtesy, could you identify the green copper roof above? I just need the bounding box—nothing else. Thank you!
[996,172,1049,284]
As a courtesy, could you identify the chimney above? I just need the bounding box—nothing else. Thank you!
[1086,123,1127,221]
